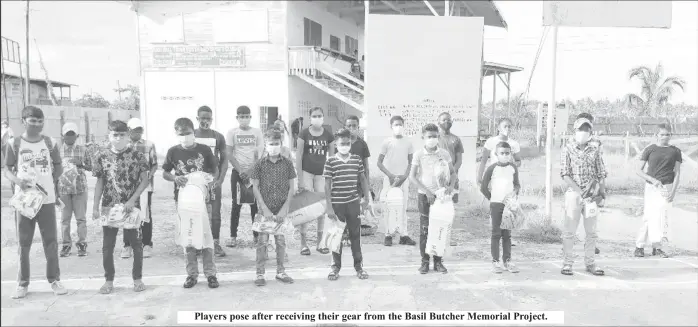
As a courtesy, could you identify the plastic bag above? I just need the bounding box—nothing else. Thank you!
[252,214,295,235]
[237,178,255,204]
[425,191,455,257]
[176,172,215,250]
[501,195,526,230]
[583,199,599,219]
[382,187,404,235]
[318,215,346,254]
[100,204,142,229]
[58,162,79,194]
[288,190,326,226]
[9,186,47,219]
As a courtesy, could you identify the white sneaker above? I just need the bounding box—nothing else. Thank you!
[504,260,519,273]
[143,245,152,258]
[225,238,237,248]
[492,261,504,274]
[51,281,68,295]
[121,246,132,259]
[12,285,28,299]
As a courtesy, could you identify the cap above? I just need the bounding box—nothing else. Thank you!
[573,117,593,130]
[127,118,144,130]
[62,122,78,135]
[236,106,251,115]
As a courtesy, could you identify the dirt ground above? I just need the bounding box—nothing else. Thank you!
[1,171,697,326]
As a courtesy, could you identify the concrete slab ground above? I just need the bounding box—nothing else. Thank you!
[2,249,697,326]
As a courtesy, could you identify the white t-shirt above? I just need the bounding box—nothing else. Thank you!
[226,127,264,172]
[484,136,520,167]
[380,137,414,176]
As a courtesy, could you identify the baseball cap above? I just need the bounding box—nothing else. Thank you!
[62,122,78,135]
[127,118,144,130]
[236,106,251,115]
[573,117,593,130]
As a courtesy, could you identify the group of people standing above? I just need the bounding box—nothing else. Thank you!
[3,103,682,299]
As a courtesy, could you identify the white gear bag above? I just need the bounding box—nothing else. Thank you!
[425,188,455,257]
[382,187,405,235]
[175,172,215,252]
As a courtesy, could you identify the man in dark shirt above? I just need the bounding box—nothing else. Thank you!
[194,105,228,257]
[291,117,303,150]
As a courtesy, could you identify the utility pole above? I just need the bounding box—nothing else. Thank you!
[117,80,122,101]
[24,0,30,106]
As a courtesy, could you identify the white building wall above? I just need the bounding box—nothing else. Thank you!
[287,0,362,74]
[287,77,363,133]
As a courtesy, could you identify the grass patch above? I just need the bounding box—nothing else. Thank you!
[518,211,563,244]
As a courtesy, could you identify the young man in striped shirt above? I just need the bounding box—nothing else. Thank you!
[324,128,371,281]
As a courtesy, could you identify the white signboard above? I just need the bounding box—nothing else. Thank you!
[537,103,570,140]
[365,14,483,183]
[543,1,672,28]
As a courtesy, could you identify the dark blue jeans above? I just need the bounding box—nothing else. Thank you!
[331,200,363,272]
[230,169,258,238]
[17,203,60,287]
[417,194,443,264]
[490,202,511,262]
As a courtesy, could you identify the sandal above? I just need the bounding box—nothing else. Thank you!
[99,282,114,294]
[561,264,573,276]
[327,270,340,281]
[356,269,369,280]
[300,247,311,256]
[316,248,330,254]
[586,265,605,276]
[275,273,294,284]
[133,280,146,292]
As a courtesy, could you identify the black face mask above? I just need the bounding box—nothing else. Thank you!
[24,121,43,135]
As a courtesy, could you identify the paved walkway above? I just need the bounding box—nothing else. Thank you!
[2,245,697,326]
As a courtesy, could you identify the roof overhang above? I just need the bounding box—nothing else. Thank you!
[482,61,523,77]
[325,0,507,29]
[1,73,76,87]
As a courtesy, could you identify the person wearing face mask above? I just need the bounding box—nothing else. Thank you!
[437,112,464,204]
[295,107,335,256]
[57,122,91,258]
[409,123,457,275]
[559,117,607,277]
[480,142,521,274]
[120,118,159,260]
[5,106,67,299]
[162,117,220,289]
[377,115,416,246]
[225,106,264,248]
[194,106,228,257]
[478,118,522,186]
[92,120,151,294]
[342,115,371,195]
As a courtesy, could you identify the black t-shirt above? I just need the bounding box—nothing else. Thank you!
[194,128,226,167]
[162,143,216,177]
[641,144,682,184]
[349,137,371,160]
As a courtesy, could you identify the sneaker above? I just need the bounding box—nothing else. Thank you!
[143,245,152,258]
[183,276,197,288]
[214,241,226,257]
[384,236,393,246]
[121,246,132,259]
[399,236,416,246]
[504,260,520,273]
[255,275,266,286]
[418,262,429,274]
[60,245,71,257]
[225,237,237,248]
[12,285,28,299]
[492,261,504,274]
[433,261,448,274]
[76,243,87,257]
[207,276,219,288]
[51,281,68,295]
[634,247,645,257]
[652,248,670,258]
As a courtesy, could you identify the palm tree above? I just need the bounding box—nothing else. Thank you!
[626,62,686,117]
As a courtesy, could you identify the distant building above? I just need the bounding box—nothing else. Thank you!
[1,72,75,106]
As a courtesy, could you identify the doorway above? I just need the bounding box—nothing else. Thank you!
[260,106,278,131]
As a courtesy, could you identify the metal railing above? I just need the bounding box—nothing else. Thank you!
[288,46,321,76]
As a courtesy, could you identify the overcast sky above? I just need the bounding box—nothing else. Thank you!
[1,1,696,104]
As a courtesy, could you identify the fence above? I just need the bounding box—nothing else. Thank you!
[3,98,138,145]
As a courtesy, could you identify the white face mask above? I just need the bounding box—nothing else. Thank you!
[337,145,351,155]
[266,144,281,156]
[178,134,195,147]
[392,125,403,135]
[575,131,591,144]
[310,117,324,126]
[498,154,511,164]
[424,138,439,148]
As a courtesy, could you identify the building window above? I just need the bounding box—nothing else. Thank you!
[303,18,322,46]
[345,36,358,56]
[260,106,279,131]
[330,35,341,52]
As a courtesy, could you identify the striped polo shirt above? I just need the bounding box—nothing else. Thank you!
[323,153,365,204]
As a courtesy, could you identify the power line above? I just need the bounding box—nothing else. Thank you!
[522,26,550,106]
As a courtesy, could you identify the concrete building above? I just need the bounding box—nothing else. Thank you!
[127,0,521,156]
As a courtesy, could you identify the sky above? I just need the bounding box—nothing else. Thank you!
[1,0,696,104]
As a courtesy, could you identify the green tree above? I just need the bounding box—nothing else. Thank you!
[111,84,140,111]
[74,93,110,108]
[626,62,686,117]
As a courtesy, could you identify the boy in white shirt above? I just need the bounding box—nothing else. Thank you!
[480,142,521,274]
[377,115,416,246]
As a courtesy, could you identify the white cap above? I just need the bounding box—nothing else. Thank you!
[127,118,144,130]
[62,122,78,135]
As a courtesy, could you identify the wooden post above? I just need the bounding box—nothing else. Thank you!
[491,73,496,134]
[59,109,65,144]
[108,111,113,125]
[84,112,91,144]
[624,131,630,162]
